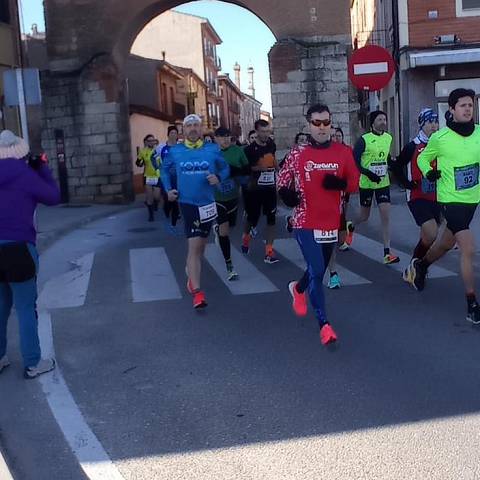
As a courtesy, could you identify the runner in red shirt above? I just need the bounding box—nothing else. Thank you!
[277,104,359,345]
[391,108,440,282]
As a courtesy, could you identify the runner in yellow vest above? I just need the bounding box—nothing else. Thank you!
[136,134,161,222]
[407,88,480,325]
[351,110,400,264]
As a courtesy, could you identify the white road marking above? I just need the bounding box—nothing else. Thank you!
[274,238,372,286]
[351,233,456,278]
[129,247,182,302]
[0,449,13,480]
[38,253,95,309]
[204,244,279,295]
[37,310,125,479]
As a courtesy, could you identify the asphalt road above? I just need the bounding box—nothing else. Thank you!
[2,192,480,480]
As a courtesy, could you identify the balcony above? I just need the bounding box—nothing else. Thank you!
[215,56,222,71]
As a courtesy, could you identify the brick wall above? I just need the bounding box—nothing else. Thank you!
[409,0,480,47]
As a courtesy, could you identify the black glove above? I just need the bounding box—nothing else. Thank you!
[28,153,47,170]
[426,170,441,182]
[323,174,347,191]
[278,187,300,207]
[404,180,418,190]
[365,170,382,184]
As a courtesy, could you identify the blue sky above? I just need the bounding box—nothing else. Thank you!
[19,0,275,112]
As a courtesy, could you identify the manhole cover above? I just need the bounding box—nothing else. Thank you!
[128,227,157,233]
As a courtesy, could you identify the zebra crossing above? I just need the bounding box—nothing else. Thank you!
[39,233,457,310]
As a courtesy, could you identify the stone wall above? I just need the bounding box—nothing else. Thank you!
[269,36,360,155]
[41,55,134,203]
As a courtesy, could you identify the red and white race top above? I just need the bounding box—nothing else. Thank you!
[277,142,359,230]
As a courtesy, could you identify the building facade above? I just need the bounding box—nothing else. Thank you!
[351,0,480,150]
[0,0,21,134]
[218,74,242,138]
[131,10,221,131]
[239,93,262,143]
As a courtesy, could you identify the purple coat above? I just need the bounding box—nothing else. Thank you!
[0,158,61,244]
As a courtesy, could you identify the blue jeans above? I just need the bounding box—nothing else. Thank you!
[295,230,334,327]
[0,242,41,368]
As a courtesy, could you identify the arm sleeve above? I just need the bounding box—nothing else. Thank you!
[417,135,438,176]
[343,148,360,194]
[27,165,61,206]
[391,141,415,185]
[161,150,174,191]
[276,150,295,191]
[215,152,231,182]
[353,137,369,175]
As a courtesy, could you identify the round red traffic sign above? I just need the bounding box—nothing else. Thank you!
[348,45,395,92]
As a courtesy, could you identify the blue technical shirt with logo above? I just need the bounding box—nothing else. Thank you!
[161,142,230,207]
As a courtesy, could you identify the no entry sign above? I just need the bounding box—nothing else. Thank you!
[348,45,395,92]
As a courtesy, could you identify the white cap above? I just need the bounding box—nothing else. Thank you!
[0,130,30,160]
[183,114,202,126]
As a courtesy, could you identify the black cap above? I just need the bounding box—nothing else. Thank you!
[214,127,231,137]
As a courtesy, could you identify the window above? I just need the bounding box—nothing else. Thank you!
[170,86,175,116]
[0,0,11,24]
[456,0,480,16]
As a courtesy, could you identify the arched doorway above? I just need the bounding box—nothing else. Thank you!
[42,0,355,202]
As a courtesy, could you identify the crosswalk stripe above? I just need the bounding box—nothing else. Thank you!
[274,238,372,286]
[129,247,182,302]
[204,244,279,295]
[38,253,95,309]
[351,233,456,278]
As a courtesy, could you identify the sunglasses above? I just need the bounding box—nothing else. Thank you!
[309,119,332,127]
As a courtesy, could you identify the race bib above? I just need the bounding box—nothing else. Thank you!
[369,163,387,177]
[258,170,275,186]
[198,202,218,223]
[314,229,338,244]
[454,164,479,191]
[218,178,236,195]
[145,177,158,186]
[421,178,436,194]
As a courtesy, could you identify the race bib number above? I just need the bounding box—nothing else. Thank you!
[145,177,158,186]
[218,178,236,195]
[314,229,338,244]
[369,163,387,177]
[454,164,479,191]
[258,170,275,186]
[421,178,436,194]
[198,202,218,223]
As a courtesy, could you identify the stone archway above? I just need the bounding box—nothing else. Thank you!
[42,0,356,202]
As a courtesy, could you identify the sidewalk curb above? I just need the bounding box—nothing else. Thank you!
[0,448,14,480]
[37,203,140,253]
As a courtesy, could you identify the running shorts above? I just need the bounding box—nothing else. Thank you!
[440,203,477,234]
[359,186,390,207]
[216,198,239,227]
[180,203,216,239]
[244,187,277,226]
[408,199,442,227]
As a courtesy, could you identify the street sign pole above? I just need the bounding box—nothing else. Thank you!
[15,68,29,145]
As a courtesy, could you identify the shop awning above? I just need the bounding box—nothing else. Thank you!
[409,47,480,68]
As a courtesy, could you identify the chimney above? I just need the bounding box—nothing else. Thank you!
[233,62,241,90]
[247,65,255,98]
[31,23,38,36]
[161,50,166,61]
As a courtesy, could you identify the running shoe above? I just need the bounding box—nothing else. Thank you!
[24,358,56,379]
[227,265,239,281]
[320,324,337,345]
[193,291,207,309]
[338,242,349,251]
[402,259,416,283]
[264,254,280,264]
[408,258,427,291]
[466,302,480,325]
[250,226,259,238]
[0,355,11,374]
[328,273,341,289]
[345,221,354,245]
[285,215,293,234]
[288,281,307,316]
[384,253,400,265]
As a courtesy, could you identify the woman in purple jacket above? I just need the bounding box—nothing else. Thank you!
[0,130,61,379]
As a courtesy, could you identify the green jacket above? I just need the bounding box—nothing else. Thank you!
[215,145,250,202]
